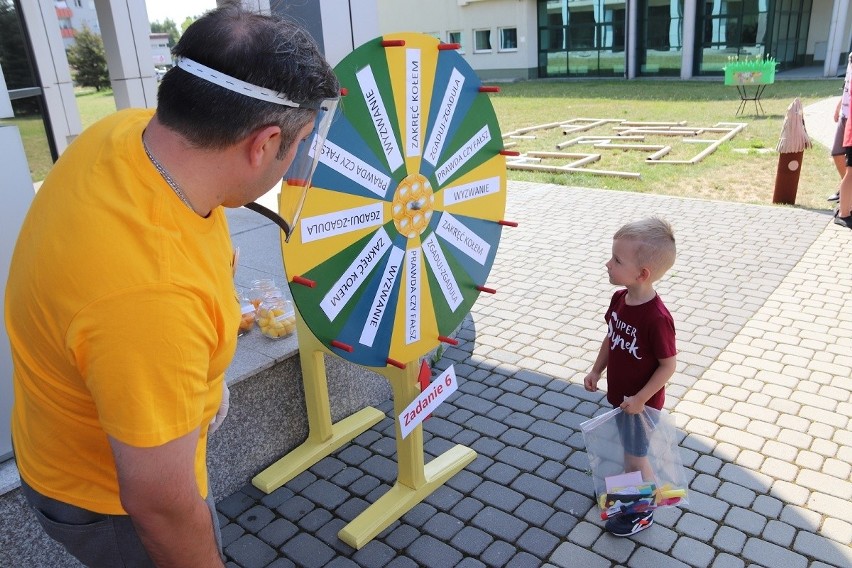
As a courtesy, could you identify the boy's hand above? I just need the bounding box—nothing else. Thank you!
[583,371,600,392]
[620,395,645,415]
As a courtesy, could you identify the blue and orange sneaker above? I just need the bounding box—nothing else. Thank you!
[604,511,654,537]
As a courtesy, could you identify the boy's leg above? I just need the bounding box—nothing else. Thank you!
[607,411,655,537]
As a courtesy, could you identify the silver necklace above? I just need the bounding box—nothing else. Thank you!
[142,133,196,212]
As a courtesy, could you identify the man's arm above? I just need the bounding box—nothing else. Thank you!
[109,430,225,568]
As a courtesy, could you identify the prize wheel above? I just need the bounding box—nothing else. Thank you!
[282,33,507,368]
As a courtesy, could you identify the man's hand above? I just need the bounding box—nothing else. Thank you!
[208,382,230,434]
[109,432,225,567]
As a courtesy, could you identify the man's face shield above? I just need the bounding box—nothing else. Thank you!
[279,98,339,242]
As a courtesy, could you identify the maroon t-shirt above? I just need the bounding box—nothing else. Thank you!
[604,289,677,410]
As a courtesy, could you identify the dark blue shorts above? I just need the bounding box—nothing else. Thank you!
[615,410,657,458]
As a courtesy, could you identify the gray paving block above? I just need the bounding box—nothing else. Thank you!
[626,546,690,568]
[275,495,314,523]
[384,523,419,550]
[556,468,595,497]
[446,468,484,493]
[467,415,511,437]
[360,455,397,484]
[496,392,538,412]
[511,473,563,504]
[325,557,358,568]
[279,532,336,568]
[424,416,464,439]
[531,404,562,420]
[218,490,258,519]
[257,518,298,548]
[671,536,715,568]
[793,531,852,567]
[472,506,530,541]
[528,419,573,443]
[259,486,295,509]
[407,535,463,568]
[742,537,808,568]
[285,470,317,493]
[500,427,534,447]
[514,499,556,527]
[724,506,767,536]
[401,502,438,528]
[336,496,370,523]
[220,522,245,548]
[237,504,275,533]
[495,446,545,472]
[549,542,612,568]
[472,481,525,513]
[450,525,494,556]
[483,462,521,485]
[452,497,485,522]
[337,444,372,466]
[481,540,518,567]
[225,534,277,568]
[351,539,396,568]
[487,405,514,422]
[422,511,465,540]
[386,556,419,568]
[535,460,568,482]
[517,526,560,559]
[348,474,381,497]
[369,436,397,457]
[507,551,543,568]
[455,393,497,414]
[710,553,745,568]
[712,525,746,554]
[298,508,333,532]
[472,436,507,458]
[424,485,464,512]
[503,411,537,429]
[553,490,595,516]
[525,437,572,462]
[684,491,729,521]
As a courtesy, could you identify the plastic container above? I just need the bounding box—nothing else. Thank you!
[237,295,256,336]
[255,292,296,339]
[247,278,279,310]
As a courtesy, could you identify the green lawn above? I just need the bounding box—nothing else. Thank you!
[14,80,841,212]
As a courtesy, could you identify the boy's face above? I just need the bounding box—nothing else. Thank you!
[606,238,643,286]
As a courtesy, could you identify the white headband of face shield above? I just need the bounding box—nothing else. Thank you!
[175,56,311,108]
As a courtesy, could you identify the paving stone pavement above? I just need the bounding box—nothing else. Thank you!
[216,180,852,568]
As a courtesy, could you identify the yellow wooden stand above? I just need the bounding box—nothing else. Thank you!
[251,311,476,550]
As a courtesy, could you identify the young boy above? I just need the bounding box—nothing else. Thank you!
[583,217,677,537]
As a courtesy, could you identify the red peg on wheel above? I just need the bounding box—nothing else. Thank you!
[438,43,461,51]
[499,150,520,156]
[331,340,353,353]
[386,358,406,369]
[381,39,406,47]
[498,220,518,227]
[476,285,496,294]
[292,275,316,288]
[479,86,500,93]
[438,335,458,346]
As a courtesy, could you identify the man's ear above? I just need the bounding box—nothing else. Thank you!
[247,125,282,167]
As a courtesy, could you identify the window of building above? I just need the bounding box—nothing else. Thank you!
[447,30,463,52]
[474,29,492,53]
[637,0,684,77]
[536,0,627,78]
[499,27,518,52]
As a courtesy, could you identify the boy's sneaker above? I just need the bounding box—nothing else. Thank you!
[605,511,654,537]
[828,191,840,202]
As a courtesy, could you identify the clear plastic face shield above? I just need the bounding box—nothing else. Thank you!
[173,57,339,240]
[278,98,339,242]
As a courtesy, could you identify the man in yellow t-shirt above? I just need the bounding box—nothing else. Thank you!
[4,5,339,567]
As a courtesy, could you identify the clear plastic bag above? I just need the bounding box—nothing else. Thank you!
[580,407,689,520]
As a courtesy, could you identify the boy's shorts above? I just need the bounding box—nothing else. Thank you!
[831,116,847,156]
[616,410,658,457]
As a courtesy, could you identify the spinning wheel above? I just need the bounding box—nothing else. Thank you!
[283,33,508,367]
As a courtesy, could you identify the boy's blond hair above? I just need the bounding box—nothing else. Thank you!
[613,217,676,282]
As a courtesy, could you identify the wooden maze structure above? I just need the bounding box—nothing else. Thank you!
[502,118,747,179]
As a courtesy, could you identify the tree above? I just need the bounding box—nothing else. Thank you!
[150,17,179,48]
[66,26,110,91]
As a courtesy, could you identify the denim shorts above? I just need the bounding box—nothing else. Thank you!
[615,410,657,458]
[20,477,222,567]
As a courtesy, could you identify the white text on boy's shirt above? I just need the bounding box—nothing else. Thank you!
[607,311,641,359]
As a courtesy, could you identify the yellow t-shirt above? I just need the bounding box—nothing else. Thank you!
[5,109,239,514]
